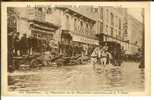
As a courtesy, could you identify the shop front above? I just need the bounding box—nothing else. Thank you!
[29,20,59,54]
[59,31,98,57]
[71,34,99,57]
[59,30,73,57]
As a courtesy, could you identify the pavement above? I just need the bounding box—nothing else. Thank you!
[8,61,144,94]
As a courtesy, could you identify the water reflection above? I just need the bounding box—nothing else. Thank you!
[95,63,145,91]
[8,62,145,92]
[106,67,123,87]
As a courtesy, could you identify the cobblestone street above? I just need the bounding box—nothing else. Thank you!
[8,61,144,94]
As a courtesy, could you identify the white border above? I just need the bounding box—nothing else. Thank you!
[1,1,151,97]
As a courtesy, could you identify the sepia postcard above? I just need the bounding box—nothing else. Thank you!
[1,2,150,96]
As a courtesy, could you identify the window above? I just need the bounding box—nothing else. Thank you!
[119,31,121,35]
[86,23,89,34]
[66,15,69,20]
[105,25,108,33]
[106,25,108,28]
[106,9,109,22]
[116,16,118,27]
[93,8,98,13]
[119,19,121,29]
[110,13,114,26]
[38,8,42,12]
[89,24,93,34]
[111,27,113,36]
[47,8,52,14]
[74,18,77,31]
[115,29,117,36]
[80,21,83,26]
[80,21,84,34]
[74,18,77,22]
[100,8,104,20]
[65,15,70,29]
[86,23,88,28]
[100,23,103,32]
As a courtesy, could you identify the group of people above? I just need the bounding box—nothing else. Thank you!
[91,43,112,70]
[8,31,112,69]
[8,31,54,57]
[8,32,30,57]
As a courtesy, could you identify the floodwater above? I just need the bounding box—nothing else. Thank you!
[8,61,144,94]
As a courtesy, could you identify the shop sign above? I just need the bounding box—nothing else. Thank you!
[72,34,98,45]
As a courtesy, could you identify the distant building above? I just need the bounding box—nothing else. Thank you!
[95,7,143,55]
[96,6,129,53]
[127,15,144,55]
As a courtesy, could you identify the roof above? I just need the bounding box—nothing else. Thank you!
[56,6,96,24]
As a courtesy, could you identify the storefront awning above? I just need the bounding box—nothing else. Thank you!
[31,28,54,35]
[29,20,60,39]
[72,34,99,45]
[30,23,57,32]
[29,20,59,29]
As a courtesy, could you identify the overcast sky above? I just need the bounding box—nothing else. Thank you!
[127,8,143,23]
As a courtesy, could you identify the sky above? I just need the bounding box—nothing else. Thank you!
[127,8,143,23]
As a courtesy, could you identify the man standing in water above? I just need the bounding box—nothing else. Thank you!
[101,43,112,66]
[91,45,102,70]
[91,43,112,71]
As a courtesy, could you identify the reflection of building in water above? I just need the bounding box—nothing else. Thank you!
[7,6,143,56]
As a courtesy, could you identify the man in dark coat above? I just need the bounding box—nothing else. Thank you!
[13,32,20,56]
[20,34,28,55]
[27,35,38,55]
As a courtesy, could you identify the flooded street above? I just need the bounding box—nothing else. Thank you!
[8,61,144,94]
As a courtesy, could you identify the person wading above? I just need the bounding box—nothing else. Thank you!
[91,45,102,71]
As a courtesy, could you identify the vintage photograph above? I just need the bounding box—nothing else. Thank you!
[1,2,150,95]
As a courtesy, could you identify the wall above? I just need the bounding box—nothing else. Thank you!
[127,15,143,48]
[58,7,97,40]
[99,7,126,40]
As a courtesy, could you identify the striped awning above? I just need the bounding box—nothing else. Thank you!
[31,28,54,35]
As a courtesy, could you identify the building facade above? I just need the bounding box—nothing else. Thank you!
[56,6,99,56]
[8,6,98,56]
[127,15,143,55]
[7,6,143,56]
[95,6,143,55]
[96,6,129,53]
